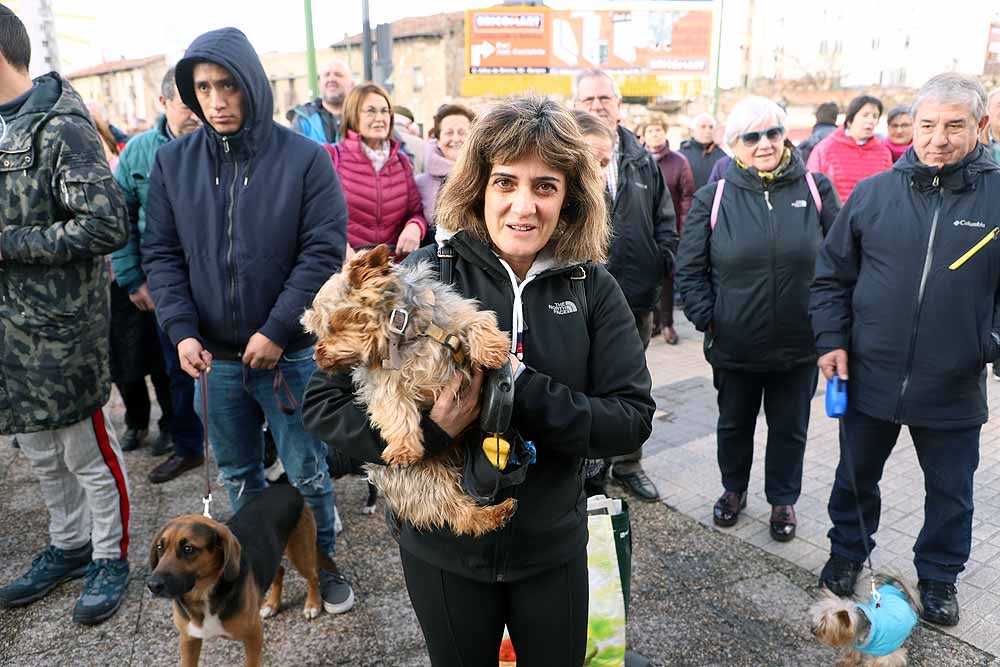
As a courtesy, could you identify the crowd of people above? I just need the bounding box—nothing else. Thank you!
[3,5,1000,664]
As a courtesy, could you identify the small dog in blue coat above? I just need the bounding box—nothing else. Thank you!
[809,574,921,667]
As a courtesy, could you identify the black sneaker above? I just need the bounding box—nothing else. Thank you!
[120,428,148,452]
[320,568,355,615]
[72,558,129,625]
[150,430,173,456]
[819,554,862,597]
[0,543,92,607]
[919,579,959,626]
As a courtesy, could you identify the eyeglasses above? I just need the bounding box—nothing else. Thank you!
[578,95,617,108]
[739,126,784,147]
[361,107,391,118]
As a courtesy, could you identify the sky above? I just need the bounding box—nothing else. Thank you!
[37,0,475,71]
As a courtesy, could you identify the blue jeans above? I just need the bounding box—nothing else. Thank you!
[157,325,203,459]
[194,348,336,555]
[828,407,980,583]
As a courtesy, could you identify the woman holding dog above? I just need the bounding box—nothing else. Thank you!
[303,97,655,666]
[327,82,427,260]
[676,97,841,543]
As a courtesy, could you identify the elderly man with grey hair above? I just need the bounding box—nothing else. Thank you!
[288,58,354,144]
[573,67,678,502]
[679,111,727,189]
[811,73,999,626]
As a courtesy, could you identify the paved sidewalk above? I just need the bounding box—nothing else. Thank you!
[642,312,1000,655]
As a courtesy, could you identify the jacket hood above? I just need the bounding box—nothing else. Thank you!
[893,143,1000,193]
[424,139,454,178]
[680,138,717,153]
[2,73,89,154]
[175,27,273,150]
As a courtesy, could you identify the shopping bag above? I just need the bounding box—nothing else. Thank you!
[585,495,628,667]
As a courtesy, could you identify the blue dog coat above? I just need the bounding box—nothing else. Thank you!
[854,585,918,657]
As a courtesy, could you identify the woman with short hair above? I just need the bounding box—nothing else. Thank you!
[303,97,654,666]
[677,96,841,542]
[807,94,893,202]
[414,103,476,229]
[885,105,914,163]
[327,82,427,259]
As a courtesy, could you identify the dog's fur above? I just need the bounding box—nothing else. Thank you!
[302,245,517,537]
[809,574,922,667]
[147,485,336,667]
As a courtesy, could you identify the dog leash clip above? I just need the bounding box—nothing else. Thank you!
[870,578,881,609]
[202,494,213,520]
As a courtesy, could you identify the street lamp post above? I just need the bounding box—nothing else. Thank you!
[304,0,319,99]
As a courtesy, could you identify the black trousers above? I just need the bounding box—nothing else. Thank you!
[118,376,171,432]
[400,547,589,667]
[712,363,817,505]
[828,407,980,583]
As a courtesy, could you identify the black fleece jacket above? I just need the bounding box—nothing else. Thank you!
[302,231,654,582]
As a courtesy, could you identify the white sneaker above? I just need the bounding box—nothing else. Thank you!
[334,505,343,535]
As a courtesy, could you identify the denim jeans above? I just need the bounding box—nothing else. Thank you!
[828,407,980,583]
[194,347,336,555]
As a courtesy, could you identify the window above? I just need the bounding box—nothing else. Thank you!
[412,66,424,93]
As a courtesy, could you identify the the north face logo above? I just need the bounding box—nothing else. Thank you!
[791,200,807,208]
[548,301,578,315]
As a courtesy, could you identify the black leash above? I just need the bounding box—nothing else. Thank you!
[199,370,214,519]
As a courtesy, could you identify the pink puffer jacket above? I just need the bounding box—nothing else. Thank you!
[325,131,427,249]
[806,127,892,203]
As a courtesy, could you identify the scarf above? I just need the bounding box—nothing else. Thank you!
[735,147,792,184]
[361,139,391,173]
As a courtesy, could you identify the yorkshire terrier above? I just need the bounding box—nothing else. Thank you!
[302,245,517,537]
[809,574,921,667]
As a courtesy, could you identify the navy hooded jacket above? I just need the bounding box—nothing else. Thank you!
[810,145,1000,428]
[142,28,347,359]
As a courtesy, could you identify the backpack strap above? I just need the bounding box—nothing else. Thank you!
[804,171,823,215]
[710,179,726,230]
[569,265,590,330]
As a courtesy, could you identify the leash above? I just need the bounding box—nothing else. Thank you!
[199,370,214,519]
[826,377,880,607]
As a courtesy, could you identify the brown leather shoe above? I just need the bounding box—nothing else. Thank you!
[769,504,797,542]
[148,455,204,484]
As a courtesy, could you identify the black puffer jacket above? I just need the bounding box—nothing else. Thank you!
[811,146,1000,428]
[677,155,840,371]
[606,127,678,311]
[302,231,654,582]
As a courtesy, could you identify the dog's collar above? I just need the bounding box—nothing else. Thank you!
[383,307,465,370]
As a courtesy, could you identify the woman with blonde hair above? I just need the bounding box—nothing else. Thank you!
[326,82,426,259]
[303,97,654,666]
[677,96,841,542]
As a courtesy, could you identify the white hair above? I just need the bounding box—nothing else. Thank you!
[690,112,715,128]
[988,88,1000,105]
[911,73,987,121]
[572,68,621,101]
[723,96,787,147]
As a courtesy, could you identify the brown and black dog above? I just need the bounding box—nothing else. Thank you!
[147,484,338,667]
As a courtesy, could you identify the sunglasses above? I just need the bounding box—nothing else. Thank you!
[740,126,784,147]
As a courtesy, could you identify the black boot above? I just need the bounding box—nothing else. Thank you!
[919,580,959,626]
[819,554,862,597]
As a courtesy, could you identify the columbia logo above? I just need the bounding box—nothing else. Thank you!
[791,200,807,208]
[954,220,986,228]
[548,301,578,315]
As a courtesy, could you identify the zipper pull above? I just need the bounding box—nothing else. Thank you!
[223,138,230,154]
[763,190,773,211]
[932,175,939,188]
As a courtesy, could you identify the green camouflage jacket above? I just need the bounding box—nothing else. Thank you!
[0,73,128,434]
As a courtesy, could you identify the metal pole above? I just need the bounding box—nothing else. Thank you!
[712,0,724,117]
[362,0,373,82]
[304,0,319,99]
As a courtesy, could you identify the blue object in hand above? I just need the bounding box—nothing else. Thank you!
[826,377,848,418]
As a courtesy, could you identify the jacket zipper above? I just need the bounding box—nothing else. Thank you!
[894,176,942,422]
[949,226,1000,271]
[375,164,383,246]
[224,142,241,353]
[764,186,777,342]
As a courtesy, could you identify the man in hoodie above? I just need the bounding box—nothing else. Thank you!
[811,73,1000,628]
[142,28,354,614]
[574,68,677,502]
[679,112,727,190]
[0,6,132,625]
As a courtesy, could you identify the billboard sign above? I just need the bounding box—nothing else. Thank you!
[467,5,713,76]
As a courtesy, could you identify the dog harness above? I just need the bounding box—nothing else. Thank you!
[383,306,465,370]
[854,585,918,657]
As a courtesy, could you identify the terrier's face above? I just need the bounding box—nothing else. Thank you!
[302,245,398,371]
[810,590,864,648]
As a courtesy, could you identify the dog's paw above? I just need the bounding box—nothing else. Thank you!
[260,605,277,619]
[381,443,424,467]
[302,605,321,620]
[361,502,377,515]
